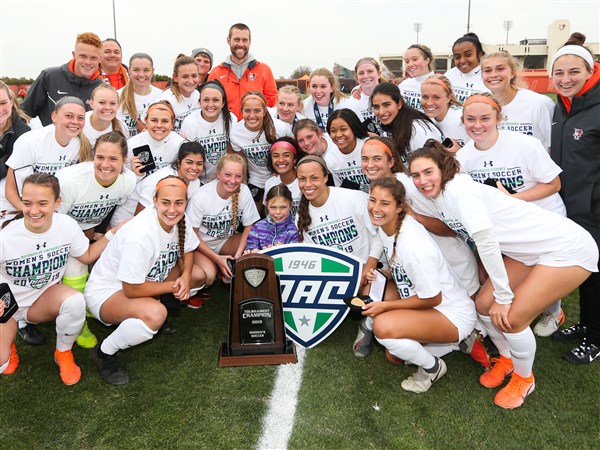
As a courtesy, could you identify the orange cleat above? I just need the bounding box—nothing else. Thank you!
[479,355,513,388]
[3,343,19,375]
[54,349,81,386]
[494,372,535,409]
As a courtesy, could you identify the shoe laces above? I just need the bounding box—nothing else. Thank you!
[489,356,512,375]
[504,373,533,397]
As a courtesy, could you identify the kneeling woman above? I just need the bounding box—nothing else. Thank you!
[408,141,597,408]
[0,174,115,385]
[363,177,476,393]
[85,176,205,385]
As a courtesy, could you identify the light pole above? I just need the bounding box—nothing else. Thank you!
[414,23,423,44]
[467,0,471,33]
[112,0,117,40]
[503,20,513,45]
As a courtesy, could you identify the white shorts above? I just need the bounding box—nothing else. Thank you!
[434,299,477,342]
[12,307,30,323]
[85,287,120,326]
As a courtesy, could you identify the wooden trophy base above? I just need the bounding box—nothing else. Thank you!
[218,341,298,368]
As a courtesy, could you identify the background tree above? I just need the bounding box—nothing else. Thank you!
[289,66,311,79]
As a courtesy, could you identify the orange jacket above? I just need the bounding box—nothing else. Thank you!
[208,60,277,120]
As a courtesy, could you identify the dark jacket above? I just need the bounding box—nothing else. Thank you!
[0,111,31,179]
[21,62,101,126]
[245,213,299,251]
[551,72,600,247]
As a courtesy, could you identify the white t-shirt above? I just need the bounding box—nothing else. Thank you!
[456,130,565,214]
[263,175,301,218]
[323,138,370,192]
[396,172,479,296]
[498,89,555,150]
[117,85,163,138]
[432,174,596,271]
[187,179,260,251]
[230,119,292,188]
[347,92,382,135]
[85,206,200,307]
[180,110,238,181]
[160,89,200,133]
[1,213,89,307]
[380,215,473,314]
[399,71,434,111]
[83,110,128,147]
[444,66,490,104]
[127,130,184,177]
[7,125,80,175]
[55,161,137,230]
[300,187,380,263]
[432,106,471,147]
[302,96,361,132]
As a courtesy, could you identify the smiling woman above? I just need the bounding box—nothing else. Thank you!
[83,83,128,146]
[5,97,92,212]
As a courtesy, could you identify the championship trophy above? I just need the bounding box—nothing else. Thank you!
[218,253,297,367]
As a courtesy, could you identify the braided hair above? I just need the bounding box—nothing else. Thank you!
[369,177,407,263]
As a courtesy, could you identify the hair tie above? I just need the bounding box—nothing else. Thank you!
[423,77,451,94]
[365,140,393,158]
[463,95,501,112]
[270,141,297,154]
[155,177,187,194]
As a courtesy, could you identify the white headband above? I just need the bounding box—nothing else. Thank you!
[552,45,594,69]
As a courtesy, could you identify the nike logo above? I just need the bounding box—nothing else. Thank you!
[57,90,68,95]
[552,122,557,125]
[220,75,227,79]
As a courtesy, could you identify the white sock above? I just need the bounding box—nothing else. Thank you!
[424,343,459,358]
[478,314,511,358]
[504,328,536,378]
[55,293,86,351]
[544,300,561,315]
[100,318,156,356]
[377,337,436,369]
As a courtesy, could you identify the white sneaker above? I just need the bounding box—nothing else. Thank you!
[533,309,565,337]
[401,358,447,393]
[352,319,373,358]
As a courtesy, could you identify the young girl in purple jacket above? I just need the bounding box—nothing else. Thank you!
[245,184,299,252]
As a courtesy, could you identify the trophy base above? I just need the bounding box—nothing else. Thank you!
[218,341,298,367]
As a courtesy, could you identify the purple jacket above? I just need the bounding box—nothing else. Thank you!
[245,214,299,251]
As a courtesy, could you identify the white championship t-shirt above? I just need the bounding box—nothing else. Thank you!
[160,89,200,133]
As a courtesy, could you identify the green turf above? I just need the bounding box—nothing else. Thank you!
[1,288,599,449]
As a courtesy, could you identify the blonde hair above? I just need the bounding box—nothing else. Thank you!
[120,53,154,121]
[278,85,303,113]
[216,153,247,232]
[54,97,92,162]
[91,83,122,131]
[422,74,462,107]
[309,68,347,104]
[481,51,527,91]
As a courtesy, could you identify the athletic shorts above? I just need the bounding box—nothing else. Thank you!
[85,288,120,326]
[434,299,477,342]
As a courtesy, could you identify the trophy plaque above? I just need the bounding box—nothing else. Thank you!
[218,253,297,367]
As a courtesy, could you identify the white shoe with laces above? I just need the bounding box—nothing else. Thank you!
[533,309,565,337]
[401,358,447,393]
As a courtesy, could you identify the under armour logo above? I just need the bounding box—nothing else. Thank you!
[209,128,216,134]
[320,215,329,222]
[466,83,474,88]
[483,160,493,167]
[36,242,47,250]
[347,161,356,167]
[99,195,109,200]
[252,138,260,144]
[58,155,67,161]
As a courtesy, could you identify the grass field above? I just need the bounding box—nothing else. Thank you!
[1,286,599,449]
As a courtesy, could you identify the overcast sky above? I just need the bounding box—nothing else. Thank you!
[1,1,598,79]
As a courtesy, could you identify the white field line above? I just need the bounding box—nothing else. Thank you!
[256,346,307,450]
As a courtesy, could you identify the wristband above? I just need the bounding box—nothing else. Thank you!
[105,230,114,241]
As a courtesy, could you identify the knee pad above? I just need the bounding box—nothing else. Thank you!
[56,293,86,336]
